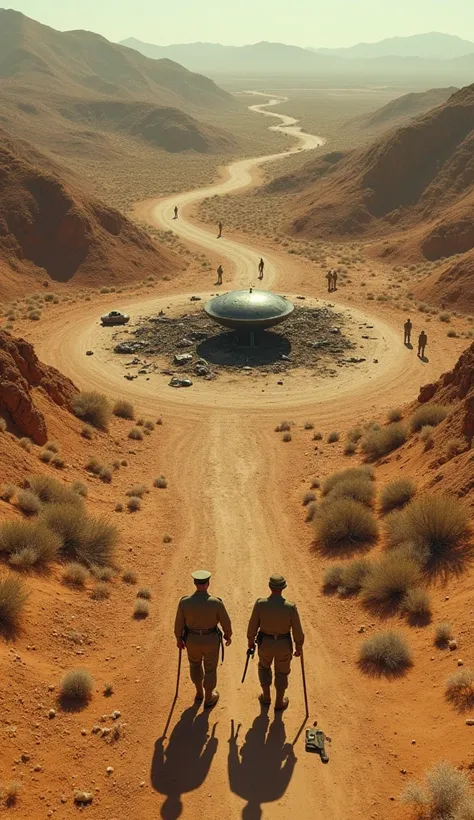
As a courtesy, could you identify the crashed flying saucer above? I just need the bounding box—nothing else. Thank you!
[204,288,294,331]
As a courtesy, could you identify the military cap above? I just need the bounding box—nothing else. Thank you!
[269,574,287,590]
[192,569,211,583]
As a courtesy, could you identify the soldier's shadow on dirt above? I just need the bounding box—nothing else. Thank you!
[228,713,297,819]
[196,331,291,368]
[151,704,218,819]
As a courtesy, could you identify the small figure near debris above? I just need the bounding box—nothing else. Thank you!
[418,329,428,359]
[404,318,413,346]
[326,270,333,293]
[216,264,223,285]
[173,206,178,219]
[217,221,223,238]
[174,570,232,709]
[258,258,265,280]
[247,574,305,712]
[332,270,338,291]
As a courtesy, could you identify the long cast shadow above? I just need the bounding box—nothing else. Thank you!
[151,704,218,819]
[228,713,297,820]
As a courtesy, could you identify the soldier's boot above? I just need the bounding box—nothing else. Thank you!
[274,687,289,711]
[204,689,219,709]
[259,685,271,705]
[195,685,204,701]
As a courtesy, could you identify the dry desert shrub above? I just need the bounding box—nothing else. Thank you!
[73,391,111,430]
[328,431,340,443]
[91,565,114,582]
[304,421,314,430]
[361,551,421,614]
[360,422,407,461]
[137,587,152,600]
[275,420,292,432]
[99,466,113,483]
[302,491,316,506]
[0,483,16,502]
[446,438,464,459]
[343,441,357,456]
[347,427,363,443]
[387,407,402,422]
[39,448,54,463]
[122,570,137,585]
[114,502,123,512]
[310,478,320,489]
[1,780,21,807]
[445,669,474,711]
[282,432,292,442]
[313,432,323,441]
[91,582,110,600]
[358,631,412,677]
[128,426,144,440]
[339,557,372,594]
[51,455,65,469]
[411,404,448,433]
[126,484,148,498]
[62,562,89,587]
[0,574,28,633]
[322,466,374,497]
[59,668,93,706]
[71,481,88,498]
[401,761,474,818]
[0,520,61,569]
[86,455,104,475]
[16,489,41,516]
[385,495,471,571]
[434,622,453,647]
[324,475,375,508]
[41,503,117,566]
[380,479,416,513]
[314,498,378,555]
[44,440,60,453]
[401,587,432,625]
[81,424,94,440]
[163,534,172,544]
[127,496,141,512]
[19,437,32,451]
[27,475,82,507]
[133,599,149,619]
[322,565,344,591]
[113,399,135,420]
[144,420,155,431]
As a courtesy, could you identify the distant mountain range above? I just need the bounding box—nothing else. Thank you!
[120,34,474,81]
[311,32,474,60]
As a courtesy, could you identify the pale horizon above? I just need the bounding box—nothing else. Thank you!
[2,0,474,48]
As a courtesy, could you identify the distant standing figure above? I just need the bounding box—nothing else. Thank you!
[258,258,265,280]
[217,221,223,238]
[173,206,178,219]
[216,264,223,285]
[404,318,413,346]
[332,270,338,291]
[326,270,333,293]
[418,330,428,359]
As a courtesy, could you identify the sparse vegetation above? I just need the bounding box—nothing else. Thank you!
[275,420,292,432]
[314,498,378,554]
[343,441,357,456]
[113,399,135,420]
[86,455,105,475]
[322,564,344,591]
[81,424,94,440]
[144,420,155,431]
[339,557,371,594]
[1,780,21,807]
[0,520,61,569]
[39,448,54,462]
[99,466,113,483]
[91,565,114,582]
[401,761,474,818]
[324,475,375,508]
[0,573,28,632]
[303,491,316,506]
[411,404,449,433]
[387,408,402,422]
[44,440,60,453]
[0,483,16,502]
[434,622,453,647]
[17,488,42,516]
[163,534,172,544]
[51,455,65,469]
[380,479,416,513]
[446,438,464,459]
[154,475,167,489]
[115,502,124,512]
[445,669,474,711]
[358,631,412,676]
[361,551,421,614]
[313,432,323,441]
[304,421,314,430]
[126,484,148,498]
[282,432,292,442]
[328,431,340,443]
[59,668,93,705]
[347,427,363,443]
[91,582,110,600]
[122,570,137,585]
[360,422,407,460]
[41,504,117,566]
[19,437,32,451]
[385,495,471,570]
[62,562,89,587]
[401,587,432,623]
[127,496,141,512]
[310,478,320,489]
[27,475,82,507]
[73,391,111,430]
[133,599,150,619]
[137,587,152,600]
[322,466,374,497]
[128,426,144,440]
[72,481,88,498]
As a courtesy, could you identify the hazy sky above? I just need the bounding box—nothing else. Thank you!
[4,0,474,46]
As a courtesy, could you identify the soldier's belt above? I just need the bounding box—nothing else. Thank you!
[259,631,291,641]
[186,627,218,636]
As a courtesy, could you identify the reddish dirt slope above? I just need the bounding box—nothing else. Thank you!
[0,127,176,299]
[0,330,77,445]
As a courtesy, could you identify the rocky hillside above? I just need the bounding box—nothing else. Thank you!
[418,341,474,442]
[0,10,235,158]
[350,86,457,134]
[0,330,77,445]
[0,127,176,298]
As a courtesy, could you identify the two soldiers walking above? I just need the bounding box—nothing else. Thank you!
[403,317,428,358]
[174,571,304,711]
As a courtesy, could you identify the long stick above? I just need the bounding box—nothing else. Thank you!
[162,647,182,739]
[300,650,309,720]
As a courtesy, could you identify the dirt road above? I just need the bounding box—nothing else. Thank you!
[31,97,462,819]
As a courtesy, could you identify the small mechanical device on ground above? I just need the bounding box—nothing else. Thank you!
[305,728,329,763]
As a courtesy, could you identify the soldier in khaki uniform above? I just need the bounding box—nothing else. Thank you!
[174,570,232,709]
[247,574,304,712]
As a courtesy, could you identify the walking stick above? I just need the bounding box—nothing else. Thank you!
[300,649,309,720]
[241,646,255,684]
[162,646,183,739]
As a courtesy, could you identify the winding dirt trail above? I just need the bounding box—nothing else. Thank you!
[31,96,462,820]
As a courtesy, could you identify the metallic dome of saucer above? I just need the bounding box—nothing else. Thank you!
[205,288,294,331]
